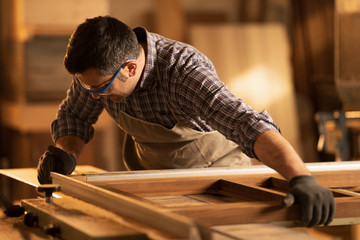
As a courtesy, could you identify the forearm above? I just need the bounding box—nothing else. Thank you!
[253,130,310,180]
[55,135,85,159]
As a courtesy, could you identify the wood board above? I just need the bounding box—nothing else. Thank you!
[21,195,147,240]
[51,161,360,238]
[19,195,323,240]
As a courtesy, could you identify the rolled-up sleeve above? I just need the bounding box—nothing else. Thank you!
[231,108,280,158]
[51,80,104,144]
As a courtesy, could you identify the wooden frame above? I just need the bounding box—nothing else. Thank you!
[52,161,360,239]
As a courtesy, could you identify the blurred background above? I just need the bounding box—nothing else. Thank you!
[1,0,360,199]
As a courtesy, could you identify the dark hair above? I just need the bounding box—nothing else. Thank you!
[64,16,141,75]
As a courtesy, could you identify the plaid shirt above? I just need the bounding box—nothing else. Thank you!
[52,27,280,158]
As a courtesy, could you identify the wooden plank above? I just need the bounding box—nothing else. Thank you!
[101,178,218,197]
[88,170,360,199]
[216,180,286,201]
[263,177,289,191]
[51,163,360,231]
[144,195,206,207]
[331,189,360,198]
[266,171,360,190]
[308,170,360,188]
[0,168,39,187]
[172,198,360,227]
[259,177,348,199]
[0,166,107,187]
[51,172,206,239]
[82,161,360,182]
[187,194,231,204]
[212,224,323,240]
[21,195,146,240]
[172,200,297,226]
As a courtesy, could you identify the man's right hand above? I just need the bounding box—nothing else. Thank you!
[37,145,76,184]
[283,175,335,227]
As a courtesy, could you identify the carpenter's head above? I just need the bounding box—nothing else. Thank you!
[64,16,141,76]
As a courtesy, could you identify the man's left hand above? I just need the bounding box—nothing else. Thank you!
[283,175,335,227]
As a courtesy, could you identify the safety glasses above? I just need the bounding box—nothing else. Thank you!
[75,56,136,94]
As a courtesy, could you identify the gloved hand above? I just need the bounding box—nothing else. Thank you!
[37,145,76,184]
[283,175,335,227]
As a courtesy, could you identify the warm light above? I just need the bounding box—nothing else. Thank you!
[338,0,360,13]
[227,65,289,112]
[189,24,302,155]
[52,193,62,199]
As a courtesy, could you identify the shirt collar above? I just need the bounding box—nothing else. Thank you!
[133,27,157,90]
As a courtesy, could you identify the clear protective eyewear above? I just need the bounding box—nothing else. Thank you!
[75,56,136,94]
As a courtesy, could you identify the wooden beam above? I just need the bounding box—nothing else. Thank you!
[216,180,286,202]
[173,198,360,227]
[51,173,205,239]
[101,178,217,197]
[21,195,147,240]
[82,161,360,182]
[51,163,360,230]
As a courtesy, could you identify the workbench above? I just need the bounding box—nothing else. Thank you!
[0,206,327,240]
[2,162,360,239]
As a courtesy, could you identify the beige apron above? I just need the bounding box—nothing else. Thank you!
[119,110,252,170]
[119,62,252,170]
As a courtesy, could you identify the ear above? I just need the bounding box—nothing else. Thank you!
[125,62,137,77]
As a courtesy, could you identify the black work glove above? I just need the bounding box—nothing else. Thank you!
[283,175,335,227]
[37,145,76,184]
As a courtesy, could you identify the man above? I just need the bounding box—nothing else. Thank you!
[37,16,334,227]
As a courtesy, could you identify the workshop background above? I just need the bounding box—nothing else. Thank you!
[0,0,358,201]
